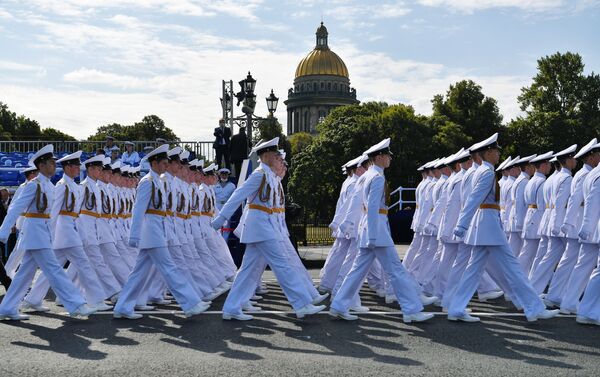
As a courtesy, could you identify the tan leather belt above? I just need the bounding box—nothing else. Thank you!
[273,207,285,213]
[176,213,190,219]
[479,204,501,210]
[23,213,50,219]
[59,210,79,218]
[100,214,112,219]
[80,210,100,218]
[362,206,388,215]
[166,210,174,217]
[146,209,167,217]
[528,204,538,209]
[200,211,214,217]
[191,211,202,217]
[248,204,273,214]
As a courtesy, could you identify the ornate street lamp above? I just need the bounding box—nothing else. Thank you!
[266,89,279,116]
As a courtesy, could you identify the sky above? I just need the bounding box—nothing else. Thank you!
[1,0,599,141]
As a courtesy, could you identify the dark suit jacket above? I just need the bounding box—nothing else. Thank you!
[213,126,232,148]
[230,132,249,162]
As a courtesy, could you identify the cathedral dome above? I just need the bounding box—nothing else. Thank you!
[294,22,349,79]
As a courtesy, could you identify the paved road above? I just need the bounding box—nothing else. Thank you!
[1,273,599,377]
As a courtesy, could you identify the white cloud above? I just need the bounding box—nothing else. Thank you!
[415,0,599,13]
[326,1,411,28]
[0,7,14,19]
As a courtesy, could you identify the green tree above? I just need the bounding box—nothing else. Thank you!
[288,132,313,155]
[87,115,179,142]
[255,116,291,161]
[507,52,600,152]
[41,127,77,141]
[431,80,503,142]
[289,102,434,217]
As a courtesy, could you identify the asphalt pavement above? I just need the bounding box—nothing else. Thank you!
[1,271,599,377]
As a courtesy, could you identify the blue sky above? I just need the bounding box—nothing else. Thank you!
[1,0,599,141]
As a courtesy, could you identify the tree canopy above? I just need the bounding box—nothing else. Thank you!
[0,102,76,141]
[87,115,179,142]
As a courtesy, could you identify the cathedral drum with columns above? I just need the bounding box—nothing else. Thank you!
[285,23,359,135]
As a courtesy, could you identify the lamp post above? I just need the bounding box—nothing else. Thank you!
[221,71,278,152]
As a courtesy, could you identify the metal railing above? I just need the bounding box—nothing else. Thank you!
[389,186,416,210]
[0,140,216,161]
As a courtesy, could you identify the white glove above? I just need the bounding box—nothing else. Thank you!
[211,215,226,230]
[128,237,139,248]
[579,231,590,241]
[424,223,437,235]
[367,239,376,249]
[560,224,574,236]
[338,222,348,237]
[453,226,466,238]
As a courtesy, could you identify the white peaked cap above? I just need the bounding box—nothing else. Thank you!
[167,146,182,157]
[531,151,554,163]
[434,156,450,168]
[469,133,499,153]
[251,137,279,154]
[574,138,599,159]
[550,156,558,162]
[424,158,440,169]
[218,168,231,174]
[505,155,520,169]
[496,156,512,172]
[203,163,217,173]
[57,150,82,164]
[110,161,121,170]
[145,144,169,160]
[30,144,55,165]
[553,144,578,159]
[82,154,105,166]
[363,138,392,156]
[22,164,38,173]
[103,157,112,166]
[514,154,537,165]
[179,150,190,160]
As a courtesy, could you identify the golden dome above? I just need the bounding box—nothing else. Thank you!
[295,49,349,78]
[294,22,349,79]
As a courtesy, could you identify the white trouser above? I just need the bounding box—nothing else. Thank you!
[0,249,86,315]
[319,237,351,291]
[282,237,320,300]
[402,233,424,269]
[508,232,523,256]
[413,236,438,285]
[181,243,221,296]
[332,238,361,308]
[78,243,121,298]
[99,242,131,286]
[223,239,313,315]
[447,243,545,318]
[530,236,549,275]
[418,238,443,294]
[367,259,386,292]
[205,228,237,279]
[331,246,423,315]
[578,248,600,321]
[167,244,207,299]
[545,238,581,304]
[194,236,230,284]
[115,247,201,314]
[25,246,107,306]
[560,243,600,313]
[433,242,459,299]
[529,236,566,294]
[442,244,514,309]
[408,235,434,277]
[115,240,136,272]
[517,238,540,276]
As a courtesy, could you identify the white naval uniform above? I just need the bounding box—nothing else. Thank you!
[319,175,356,292]
[216,163,314,315]
[401,177,429,269]
[0,174,87,315]
[517,172,546,275]
[500,175,516,234]
[529,168,572,294]
[560,165,600,313]
[4,180,31,278]
[529,170,558,274]
[74,176,121,298]
[545,164,592,305]
[447,161,546,319]
[576,165,600,321]
[433,169,464,300]
[114,170,202,315]
[24,174,107,307]
[507,171,530,255]
[330,165,423,315]
[97,180,130,285]
[407,175,437,276]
